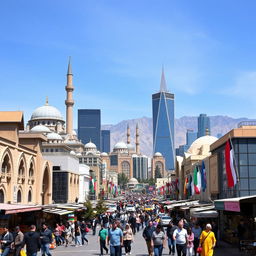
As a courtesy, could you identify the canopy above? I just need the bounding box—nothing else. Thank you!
[0,203,41,215]
[43,208,74,216]
[191,210,218,218]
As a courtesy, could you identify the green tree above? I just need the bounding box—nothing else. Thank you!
[118,173,129,189]
[83,200,96,220]
[155,165,162,179]
[95,200,108,215]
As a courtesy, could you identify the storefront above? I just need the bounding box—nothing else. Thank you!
[214,196,256,244]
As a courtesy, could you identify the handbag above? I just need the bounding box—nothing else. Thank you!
[197,232,211,254]
[20,249,27,256]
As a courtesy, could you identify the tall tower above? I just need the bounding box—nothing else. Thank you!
[127,124,131,145]
[65,57,74,136]
[152,67,175,170]
[136,124,140,154]
[197,114,210,138]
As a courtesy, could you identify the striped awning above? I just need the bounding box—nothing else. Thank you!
[43,208,74,216]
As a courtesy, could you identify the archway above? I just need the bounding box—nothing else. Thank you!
[42,166,50,205]
[28,190,32,202]
[0,189,4,203]
[1,153,11,173]
[155,161,164,178]
[17,190,22,203]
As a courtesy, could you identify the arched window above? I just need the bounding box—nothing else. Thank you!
[0,189,4,203]
[1,154,11,173]
[155,161,164,177]
[28,190,32,202]
[18,159,25,176]
[29,162,34,177]
[17,190,22,203]
[121,161,130,178]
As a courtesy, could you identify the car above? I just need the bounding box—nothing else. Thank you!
[160,215,172,226]
[144,205,154,211]
[126,204,136,212]
[107,204,117,212]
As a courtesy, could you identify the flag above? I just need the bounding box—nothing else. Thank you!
[191,173,195,196]
[201,161,207,192]
[225,139,237,188]
[197,167,201,193]
[184,177,188,196]
[193,166,200,194]
[89,176,95,193]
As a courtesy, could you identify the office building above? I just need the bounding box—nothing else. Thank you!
[101,130,110,153]
[152,68,175,170]
[197,114,211,138]
[78,109,101,150]
[133,155,148,180]
[186,129,197,147]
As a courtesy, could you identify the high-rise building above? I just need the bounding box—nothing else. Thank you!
[78,109,101,149]
[197,114,210,138]
[152,68,175,171]
[186,129,197,147]
[133,155,148,180]
[101,130,110,153]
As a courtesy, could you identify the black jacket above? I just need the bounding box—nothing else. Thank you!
[142,226,155,241]
[40,229,52,244]
[0,232,13,248]
[166,225,177,239]
[23,231,41,254]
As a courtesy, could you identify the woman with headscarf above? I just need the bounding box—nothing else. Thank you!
[199,224,216,256]
[123,224,133,255]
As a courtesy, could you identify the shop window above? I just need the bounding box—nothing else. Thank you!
[239,154,248,166]
[28,190,32,202]
[17,190,22,203]
[0,189,4,203]
[249,166,256,178]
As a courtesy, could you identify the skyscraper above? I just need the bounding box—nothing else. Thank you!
[197,114,211,138]
[186,129,197,147]
[78,109,101,149]
[101,130,110,153]
[152,68,175,171]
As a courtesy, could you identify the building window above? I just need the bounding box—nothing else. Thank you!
[1,154,11,173]
[28,190,32,202]
[0,189,4,203]
[121,161,130,178]
[17,190,22,203]
[18,159,25,176]
[29,162,34,177]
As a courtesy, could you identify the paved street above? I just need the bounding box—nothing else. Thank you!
[52,226,242,256]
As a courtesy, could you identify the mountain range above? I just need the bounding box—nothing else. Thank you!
[102,116,249,157]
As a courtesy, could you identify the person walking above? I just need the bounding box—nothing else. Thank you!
[192,223,202,255]
[54,224,62,246]
[123,224,133,255]
[74,222,82,247]
[173,220,188,256]
[107,221,123,256]
[151,224,166,256]
[40,224,52,256]
[98,224,109,256]
[142,221,155,256]
[136,215,141,232]
[64,223,72,247]
[13,226,24,256]
[166,221,177,255]
[23,225,41,256]
[199,224,216,256]
[0,226,13,256]
[129,213,137,235]
[80,221,89,245]
[186,227,194,256]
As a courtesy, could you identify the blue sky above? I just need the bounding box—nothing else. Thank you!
[1,0,256,126]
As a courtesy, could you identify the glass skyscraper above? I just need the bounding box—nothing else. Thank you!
[197,114,211,138]
[101,130,110,153]
[152,69,175,170]
[78,109,101,149]
[186,129,197,147]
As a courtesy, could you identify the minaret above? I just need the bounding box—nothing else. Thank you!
[136,123,140,154]
[127,124,131,145]
[65,57,74,136]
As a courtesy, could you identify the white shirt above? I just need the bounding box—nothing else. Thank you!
[173,228,188,244]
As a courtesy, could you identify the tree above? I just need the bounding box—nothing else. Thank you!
[155,165,162,179]
[95,200,108,215]
[83,200,96,220]
[118,173,129,189]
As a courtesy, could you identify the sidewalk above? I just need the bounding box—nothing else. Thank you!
[214,241,244,256]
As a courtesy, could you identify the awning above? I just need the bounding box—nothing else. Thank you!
[191,210,218,218]
[0,204,42,215]
[190,205,215,213]
[214,195,256,212]
[166,200,199,209]
[43,208,74,216]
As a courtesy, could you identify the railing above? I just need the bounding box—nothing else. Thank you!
[238,120,256,128]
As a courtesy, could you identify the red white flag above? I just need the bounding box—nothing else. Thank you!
[225,139,237,187]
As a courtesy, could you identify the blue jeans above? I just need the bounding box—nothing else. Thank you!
[154,245,163,256]
[41,243,52,256]
[28,253,37,256]
[81,232,88,245]
[110,245,121,256]
[1,247,10,256]
[75,235,81,245]
[168,238,176,254]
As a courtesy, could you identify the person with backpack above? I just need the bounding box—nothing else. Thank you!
[98,224,108,256]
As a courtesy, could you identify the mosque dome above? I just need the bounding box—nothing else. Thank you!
[114,142,128,150]
[31,104,64,121]
[85,141,97,149]
[101,152,108,156]
[47,132,63,141]
[128,178,139,184]
[31,125,51,133]
[76,152,82,156]
[187,135,218,155]
[70,151,76,155]
[154,152,162,157]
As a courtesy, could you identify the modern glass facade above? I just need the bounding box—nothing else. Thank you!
[214,138,256,198]
[152,91,175,170]
[52,171,68,203]
[78,109,101,150]
[133,156,148,180]
[197,114,210,138]
[101,130,110,153]
[186,129,197,147]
